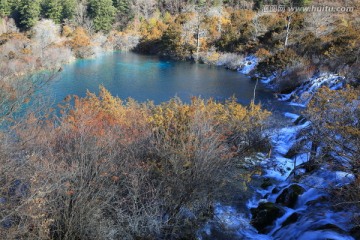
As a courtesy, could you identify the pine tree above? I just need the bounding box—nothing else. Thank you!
[197,0,206,7]
[253,0,263,10]
[88,0,116,32]
[18,0,41,30]
[113,0,130,14]
[42,0,63,24]
[61,0,76,21]
[0,0,11,17]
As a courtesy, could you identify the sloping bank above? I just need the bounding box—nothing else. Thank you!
[198,112,356,240]
[197,60,358,239]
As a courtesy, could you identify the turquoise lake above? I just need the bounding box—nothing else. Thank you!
[44,51,294,112]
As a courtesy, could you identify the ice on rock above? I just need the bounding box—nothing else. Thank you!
[239,56,258,74]
[261,74,276,84]
[284,112,300,121]
[277,73,345,106]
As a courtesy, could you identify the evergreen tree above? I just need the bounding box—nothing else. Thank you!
[197,0,206,7]
[18,0,41,30]
[61,0,76,21]
[113,0,130,14]
[253,0,263,11]
[213,0,223,7]
[88,0,116,32]
[42,0,63,24]
[113,0,133,30]
[0,0,11,17]
[292,0,310,7]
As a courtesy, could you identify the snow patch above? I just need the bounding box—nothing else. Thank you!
[277,73,345,106]
[284,112,300,121]
[238,56,258,74]
[214,204,251,230]
[261,74,276,84]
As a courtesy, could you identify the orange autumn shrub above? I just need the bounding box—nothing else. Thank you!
[3,86,271,239]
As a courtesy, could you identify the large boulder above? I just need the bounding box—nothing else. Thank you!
[250,202,285,233]
[350,226,360,240]
[281,212,299,227]
[260,178,273,189]
[276,184,305,208]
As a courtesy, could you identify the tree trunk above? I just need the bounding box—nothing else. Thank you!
[285,15,291,47]
[196,26,200,62]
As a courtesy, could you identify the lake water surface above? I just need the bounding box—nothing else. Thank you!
[46,51,295,112]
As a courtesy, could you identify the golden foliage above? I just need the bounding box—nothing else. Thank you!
[306,86,360,166]
[140,18,168,41]
[62,25,73,37]
[67,27,91,49]
[255,48,271,60]
[61,87,270,150]
[307,86,360,137]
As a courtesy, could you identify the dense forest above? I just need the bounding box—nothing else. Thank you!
[1,0,359,88]
[0,0,359,239]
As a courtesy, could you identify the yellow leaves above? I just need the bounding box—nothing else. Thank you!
[68,27,91,49]
[21,48,32,55]
[227,99,247,121]
[148,17,158,28]
[147,96,270,146]
[207,52,221,62]
[220,16,231,26]
[306,85,360,144]
[62,25,73,37]
[255,48,271,60]
[163,12,173,24]
[60,87,270,152]
[140,18,168,41]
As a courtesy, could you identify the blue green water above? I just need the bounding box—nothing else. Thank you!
[44,52,289,111]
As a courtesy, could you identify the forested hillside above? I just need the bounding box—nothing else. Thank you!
[0,0,359,90]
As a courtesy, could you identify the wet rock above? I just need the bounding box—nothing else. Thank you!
[303,162,319,173]
[284,142,305,160]
[281,212,299,227]
[314,223,347,234]
[305,196,328,206]
[250,202,285,233]
[276,184,305,208]
[350,226,360,240]
[294,115,307,125]
[260,178,272,189]
[272,187,281,194]
[284,148,298,159]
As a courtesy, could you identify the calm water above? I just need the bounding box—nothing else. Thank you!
[45,52,294,112]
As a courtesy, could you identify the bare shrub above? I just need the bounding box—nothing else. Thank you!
[0,88,270,239]
[108,31,141,51]
[304,86,360,167]
[216,53,244,70]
